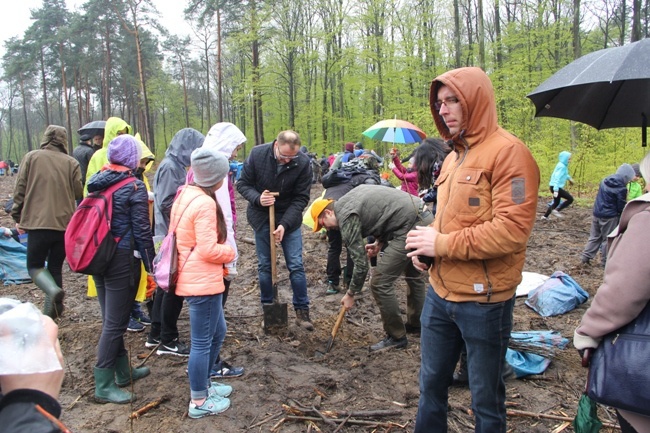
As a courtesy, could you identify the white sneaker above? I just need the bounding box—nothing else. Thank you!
[552,210,564,218]
[540,216,549,221]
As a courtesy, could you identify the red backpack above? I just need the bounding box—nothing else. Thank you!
[65,177,136,275]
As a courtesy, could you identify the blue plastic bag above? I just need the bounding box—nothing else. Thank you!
[506,348,551,378]
[525,271,588,316]
[0,237,31,285]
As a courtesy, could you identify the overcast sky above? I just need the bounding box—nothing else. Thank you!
[0,0,192,59]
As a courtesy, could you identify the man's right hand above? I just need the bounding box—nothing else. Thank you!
[553,190,559,198]
[259,190,276,207]
[341,292,355,310]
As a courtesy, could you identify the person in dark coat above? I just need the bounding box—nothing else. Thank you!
[237,130,314,330]
[87,135,155,404]
[72,133,97,191]
[580,163,635,266]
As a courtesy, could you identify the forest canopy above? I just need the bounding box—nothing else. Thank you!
[1,0,648,193]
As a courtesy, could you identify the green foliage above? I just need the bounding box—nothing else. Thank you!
[1,0,648,200]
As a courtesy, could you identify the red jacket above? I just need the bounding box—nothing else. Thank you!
[391,156,419,196]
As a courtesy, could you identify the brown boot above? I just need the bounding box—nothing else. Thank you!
[295,308,314,331]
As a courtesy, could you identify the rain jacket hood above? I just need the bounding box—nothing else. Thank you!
[39,125,69,154]
[135,133,155,173]
[558,151,571,166]
[84,117,131,195]
[102,117,131,149]
[430,67,498,146]
[166,128,204,167]
[202,122,247,158]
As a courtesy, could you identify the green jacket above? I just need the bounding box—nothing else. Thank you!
[334,185,429,293]
[627,180,643,201]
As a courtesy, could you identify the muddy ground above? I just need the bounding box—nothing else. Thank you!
[0,173,623,433]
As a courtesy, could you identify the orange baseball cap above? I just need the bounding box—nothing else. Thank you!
[311,199,334,232]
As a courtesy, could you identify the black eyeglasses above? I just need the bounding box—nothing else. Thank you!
[275,145,299,160]
[434,96,460,111]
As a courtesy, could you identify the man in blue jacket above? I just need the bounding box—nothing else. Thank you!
[580,163,635,266]
[237,130,314,330]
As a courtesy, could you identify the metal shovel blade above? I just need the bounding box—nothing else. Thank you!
[263,297,288,334]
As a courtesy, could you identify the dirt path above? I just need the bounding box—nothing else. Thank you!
[0,175,622,432]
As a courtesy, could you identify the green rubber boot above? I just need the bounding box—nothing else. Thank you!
[94,367,135,404]
[29,268,64,319]
[115,354,150,387]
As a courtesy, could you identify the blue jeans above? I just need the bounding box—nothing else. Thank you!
[186,294,225,400]
[254,225,309,310]
[415,287,515,433]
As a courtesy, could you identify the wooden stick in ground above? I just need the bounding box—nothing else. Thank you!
[128,396,169,420]
[135,344,158,369]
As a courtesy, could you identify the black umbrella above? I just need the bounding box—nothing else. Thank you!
[527,38,650,146]
[77,120,106,139]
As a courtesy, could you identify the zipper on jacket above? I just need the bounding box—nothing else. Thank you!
[481,260,493,301]
[435,135,470,292]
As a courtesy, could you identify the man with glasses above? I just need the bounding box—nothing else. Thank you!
[237,130,314,330]
[406,67,540,433]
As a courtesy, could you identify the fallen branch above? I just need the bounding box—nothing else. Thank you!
[283,415,406,428]
[247,411,283,429]
[128,396,169,419]
[285,400,401,418]
[332,414,353,433]
[506,409,620,429]
[66,386,94,410]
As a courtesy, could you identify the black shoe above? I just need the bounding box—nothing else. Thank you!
[452,368,469,386]
[405,324,421,335]
[156,338,190,357]
[145,335,160,348]
[369,335,407,352]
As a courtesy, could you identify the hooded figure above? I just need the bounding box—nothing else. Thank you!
[11,125,83,318]
[84,117,131,195]
[188,122,247,275]
[153,128,205,238]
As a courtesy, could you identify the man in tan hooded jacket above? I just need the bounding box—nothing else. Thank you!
[406,67,540,432]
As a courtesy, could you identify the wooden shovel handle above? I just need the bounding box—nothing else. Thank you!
[268,192,280,287]
[331,306,346,338]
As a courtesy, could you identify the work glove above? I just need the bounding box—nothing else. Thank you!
[146,274,156,298]
[553,190,559,198]
[388,162,396,170]
[147,191,155,202]
[224,266,237,281]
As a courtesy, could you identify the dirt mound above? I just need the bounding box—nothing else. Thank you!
[0,175,620,432]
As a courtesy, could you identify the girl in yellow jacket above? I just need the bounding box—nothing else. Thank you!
[171,148,235,418]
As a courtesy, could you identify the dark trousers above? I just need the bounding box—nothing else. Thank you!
[149,287,184,345]
[26,229,66,288]
[93,249,139,368]
[543,187,574,217]
[326,229,354,286]
[616,411,639,433]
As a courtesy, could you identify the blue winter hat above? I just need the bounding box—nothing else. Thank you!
[107,135,142,170]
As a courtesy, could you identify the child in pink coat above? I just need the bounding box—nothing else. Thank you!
[172,148,235,418]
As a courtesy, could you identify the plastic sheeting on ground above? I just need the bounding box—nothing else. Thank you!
[516,271,549,297]
[507,331,570,378]
[525,270,588,316]
[0,237,30,285]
